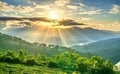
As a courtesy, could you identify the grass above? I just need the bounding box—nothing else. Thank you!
[0,62,69,74]
[0,62,120,74]
[115,72,120,74]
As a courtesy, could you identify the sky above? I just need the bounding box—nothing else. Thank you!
[0,0,120,22]
[0,0,120,31]
[0,0,120,46]
[0,0,120,29]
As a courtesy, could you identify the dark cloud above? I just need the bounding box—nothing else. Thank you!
[26,17,52,22]
[58,19,85,26]
[0,17,52,22]
[0,17,23,21]
[0,17,85,27]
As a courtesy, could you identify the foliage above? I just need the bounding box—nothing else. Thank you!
[26,55,36,65]
[48,61,57,68]
[0,62,67,74]
[0,50,115,74]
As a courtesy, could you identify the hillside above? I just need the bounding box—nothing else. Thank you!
[0,33,119,74]
[0,33,92,57]
[0,33,76,56]
[72,38,120,64]
[0,50,115,74]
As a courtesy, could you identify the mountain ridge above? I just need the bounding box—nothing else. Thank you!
[72,38,120,64]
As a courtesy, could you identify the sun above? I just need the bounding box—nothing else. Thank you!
[48,10,59,20]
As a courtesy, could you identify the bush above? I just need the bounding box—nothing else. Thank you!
[26,56,36,65]
[48,61,57,68]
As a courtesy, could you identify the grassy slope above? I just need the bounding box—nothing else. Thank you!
[0,62,120,74]
[0,62,70,74]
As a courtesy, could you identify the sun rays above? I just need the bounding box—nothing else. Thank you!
[23,24,92,46]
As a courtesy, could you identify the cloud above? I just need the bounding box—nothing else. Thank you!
[0,17,85,27]
[0,17,52,22]
[79,3,86,7]
[0,1,25,13]
[0,0,103,19]
[67,5,78,10]
[18,22,31,26]
[0,1,35,16]
[17,5,34,13]
[0,1,14,12]
[66,2,103,15]
[7,21,31,27]
[55,0,70,6]
[1,21,32,30]
[81,17,92,21]
[0,1,46,17]
[76,9,103,15]
[58,19,85,26]
[109,4,120,14]
[87,21,120,31]
[0,17,85,29]
[0,17,53,29]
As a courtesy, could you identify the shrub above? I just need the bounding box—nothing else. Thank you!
[48,61,57,68]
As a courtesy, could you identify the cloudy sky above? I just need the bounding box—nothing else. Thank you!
[0,0,120,31]
[0,0,120,26]
[0,0,120,20]
[0,0,120,46]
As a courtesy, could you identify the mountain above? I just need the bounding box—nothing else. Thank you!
[0,22,119,46]
[72,38,120,64]
[0,33,92,57]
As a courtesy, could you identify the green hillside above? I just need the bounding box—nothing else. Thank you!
[0,50,116,74]
[0,33,93,58]
[0,33,120,74]
[0,33,78,56]
[72,38,120,64]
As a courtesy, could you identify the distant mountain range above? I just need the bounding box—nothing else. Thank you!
[72,38,120,64]
[0,25,119,46]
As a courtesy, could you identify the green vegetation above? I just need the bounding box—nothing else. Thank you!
[0,62,67,74]
[0,33,120,74]
[0,33,92,58]
[0,50,117,74]
[72,38,120,64]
